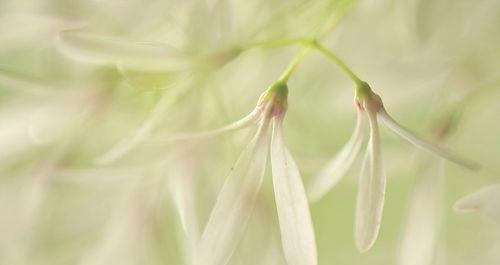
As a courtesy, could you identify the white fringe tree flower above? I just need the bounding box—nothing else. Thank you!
[183,79,317,265]
[305,47,481,252]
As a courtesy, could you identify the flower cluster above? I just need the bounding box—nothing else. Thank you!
[1,1,498,265]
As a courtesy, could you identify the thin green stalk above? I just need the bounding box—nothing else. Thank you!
[310,41,363,86]
[278,47,311,83]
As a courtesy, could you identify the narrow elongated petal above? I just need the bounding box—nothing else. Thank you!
[167,152,200,241]
[271,118,317,265]
[355,111,386,252]
[117,65,176,90]
[56,30,192,71]
[165,152,199,265]
[95,90,179,165]
[453,184,500,221]
[0,69,55,95]
[154,109,261,143]
[378,109,480,171]
[308,112,366,202]
[398,159,444,265]
[0,13,84,49]
[196,119,271,265]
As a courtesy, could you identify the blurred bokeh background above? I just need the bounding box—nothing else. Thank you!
[0,0,499,264]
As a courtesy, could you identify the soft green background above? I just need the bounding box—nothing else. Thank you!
[0,0,499,265]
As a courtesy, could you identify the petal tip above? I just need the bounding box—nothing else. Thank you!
[355,238,374,253]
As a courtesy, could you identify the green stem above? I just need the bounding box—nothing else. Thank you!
[310,41,363,86]
[278,47,311,83]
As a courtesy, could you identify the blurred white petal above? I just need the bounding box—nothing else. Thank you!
[56,30,193,71]
[154,108,261,143]
[378,109,480,171]
[398,159,444,265]
[117,65,177,90]
[355,112,386,252]
[0,13,84,49]
[79,199,153,265]
[167,150,200,241]
[270,118,317,265]
[454,184,500,221]
[0,69,55,95]
[196,119,271,265]
[55,167,145,184]
[308,111,366,202]
[95,89,181,165]
[166,153,199,265]
[0,92,92,166]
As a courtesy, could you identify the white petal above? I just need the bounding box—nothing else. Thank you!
[0,13,84,49]
[117,64,176,90]
[271,118,317,265]
[378,109,480,171]
[355,111,386,252]
[56,30,192,71]
[167,153,200,241]
[398,159,444,265]
[308,111,366,202]
[55,167,144,183]
[196,119,271,265]
[153,108,261,143]
[453,184,500,221]
[0,69,55,95]
[95,90,180,165]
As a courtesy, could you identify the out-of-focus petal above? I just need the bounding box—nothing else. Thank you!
[378,109,480,171]
[308,111,366,202]
[271,118,317,265]
[153,108,262,143]
[95,89,181,165]
[117,64,177,90]
[166,151,200,242]
[398,159,444,265]
[0,69,55,95]
[0,13,84,49]
[355,111,386,252]
[453,184,500,221]
[195,119,271,265]
[56,30,193,71]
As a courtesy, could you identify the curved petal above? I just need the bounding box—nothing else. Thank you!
[0,69,55,95]
[0,13,84,49]
[355,111,386,252]
[398,159,444,265]
[195,119,271,265]
[56,30,192,71]
[117,65,176,90]
[453,184,500,221]
[167,159,200,241]
[95,90,180,165]
[153,109,261,143]
[308,111,366,202]
[378,109,480,171]
[271,118,317,265]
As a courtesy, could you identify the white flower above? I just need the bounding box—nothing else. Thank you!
[308,82,480,252]
[178,81,317,265]
[454,184,500,221]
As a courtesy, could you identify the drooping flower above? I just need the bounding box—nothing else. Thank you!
[454,184,500,221]
[308,81,480,252]
[175,81,317,265]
